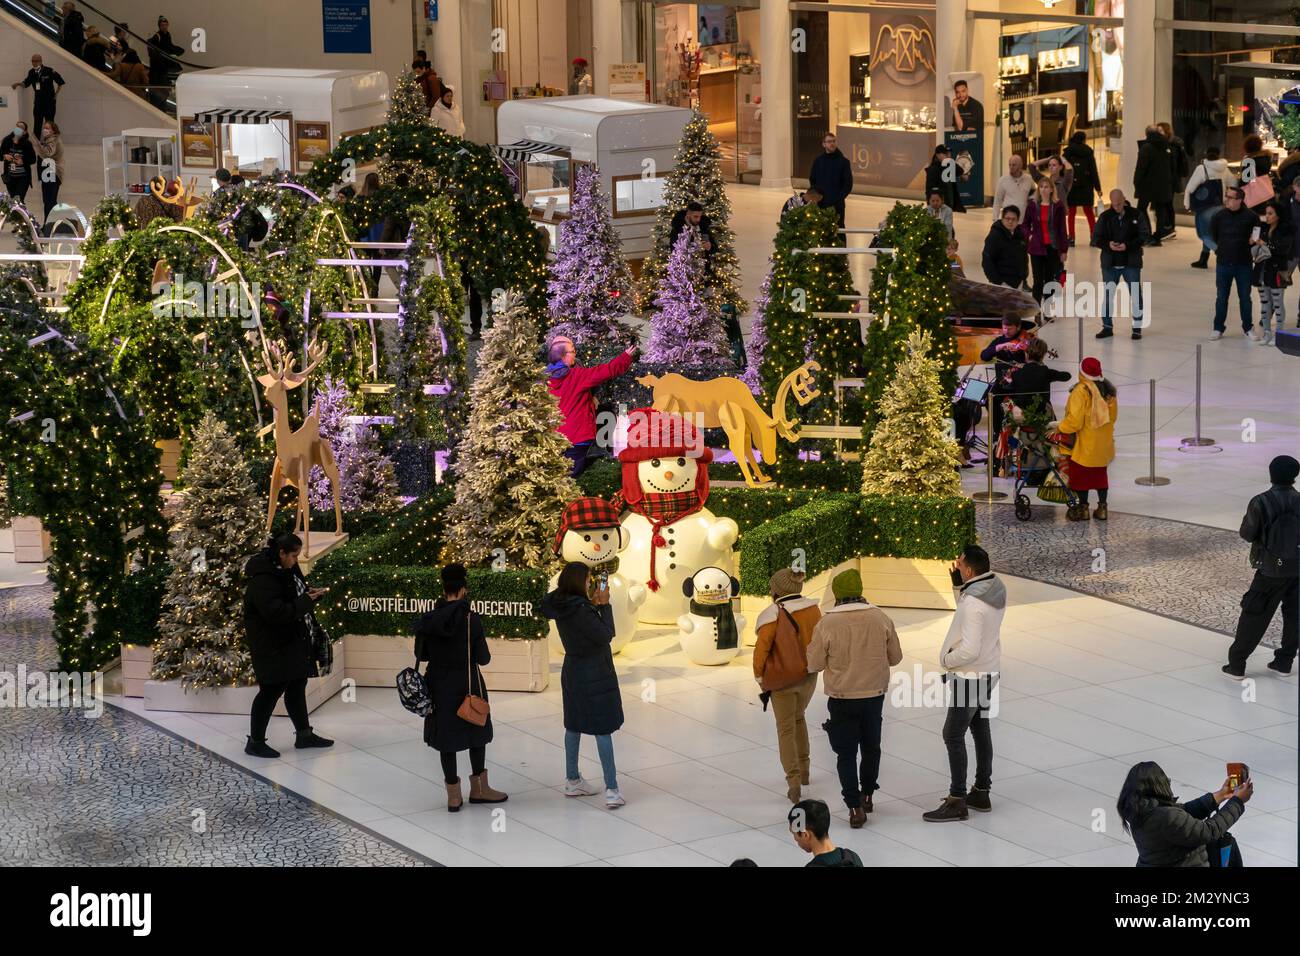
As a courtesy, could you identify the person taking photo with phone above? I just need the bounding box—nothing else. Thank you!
[1117,761,1251,866]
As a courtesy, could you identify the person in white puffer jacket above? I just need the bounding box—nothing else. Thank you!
[922,544,1005,824]
[1187,147,1233,269]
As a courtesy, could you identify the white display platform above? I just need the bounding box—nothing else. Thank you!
[298,531,348,574]
[343,634,549,693]
[143,641,346,716]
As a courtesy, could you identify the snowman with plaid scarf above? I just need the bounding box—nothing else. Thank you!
[612,408,739,625]
[549,497,646,655]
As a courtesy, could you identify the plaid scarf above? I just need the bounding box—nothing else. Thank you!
[612,489,703,591]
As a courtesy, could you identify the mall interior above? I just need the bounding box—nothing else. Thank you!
[0,0,1296,873]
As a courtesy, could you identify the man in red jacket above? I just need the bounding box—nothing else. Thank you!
[546,335,637,476]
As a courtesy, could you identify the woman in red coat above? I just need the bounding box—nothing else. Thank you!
[546,336,637,476]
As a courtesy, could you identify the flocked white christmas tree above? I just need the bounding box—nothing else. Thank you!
[307,375,398,514]
[547,165,638,351]
[860,328,963,497]
[151,413,265,690]
[643,229,731,366]
[443,292,578,569]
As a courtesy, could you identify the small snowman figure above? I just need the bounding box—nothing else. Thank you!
[677,567,745,665]
[612,408,739,625]
[549,497,646,655]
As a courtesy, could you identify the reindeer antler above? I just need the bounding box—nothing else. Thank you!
[286,336,327,385]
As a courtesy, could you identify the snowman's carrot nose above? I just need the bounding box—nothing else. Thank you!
[592,543,602,551]
[664,471,674,481]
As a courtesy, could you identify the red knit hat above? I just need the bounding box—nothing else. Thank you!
[1080,357,1103,381]
[617,408,712,507]
[554,497,623,555]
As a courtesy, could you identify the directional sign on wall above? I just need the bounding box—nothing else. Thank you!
[323,0,372,54]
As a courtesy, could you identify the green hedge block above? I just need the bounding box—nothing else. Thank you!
[711,459,861,492]
[708,486,815,533]
[574,458,621,499]
[856,494,975,561]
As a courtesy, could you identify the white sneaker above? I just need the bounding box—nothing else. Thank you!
[564,778,598,797]
[1250,327,1262,342]
[604,788,626,809]
[1208,330,1224,341]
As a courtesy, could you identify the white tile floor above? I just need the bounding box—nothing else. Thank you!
[113,575,1297,867]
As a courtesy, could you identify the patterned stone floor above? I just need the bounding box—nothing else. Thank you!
[0,586,432,867]
[978,503,1282,645]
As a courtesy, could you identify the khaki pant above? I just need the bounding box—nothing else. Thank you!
[770,673,818,786]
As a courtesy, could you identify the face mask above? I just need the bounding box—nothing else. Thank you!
[12,128,24,139]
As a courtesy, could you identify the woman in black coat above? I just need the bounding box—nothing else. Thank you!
[1064,131,1104,244]
[1117,761,1251,866]
[1,122,37,207]
[242,533,334,757]
[415,563,507,811]
[542,562,626,808]
[924,145,966,214]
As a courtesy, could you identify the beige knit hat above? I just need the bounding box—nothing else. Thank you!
[769,568,805,599]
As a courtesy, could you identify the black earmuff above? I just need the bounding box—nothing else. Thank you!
[682,578,695,597]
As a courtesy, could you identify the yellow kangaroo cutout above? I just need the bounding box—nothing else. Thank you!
[636,363,821,487]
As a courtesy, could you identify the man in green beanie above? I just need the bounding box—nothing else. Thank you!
[806,567,902,829]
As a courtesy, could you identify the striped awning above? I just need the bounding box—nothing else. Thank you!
[492,140,566,164]
[195,108,282,125]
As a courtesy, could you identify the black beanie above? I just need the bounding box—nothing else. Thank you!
[1269,455,1300,485]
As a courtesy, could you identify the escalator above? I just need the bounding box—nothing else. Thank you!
[0,0,207,116]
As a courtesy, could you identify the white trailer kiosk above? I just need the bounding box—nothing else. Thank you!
[174,68,388,192]
[494,96,692,266]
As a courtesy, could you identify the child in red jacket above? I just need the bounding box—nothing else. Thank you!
[546,336,638,475]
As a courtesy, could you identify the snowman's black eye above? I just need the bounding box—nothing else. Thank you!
[651,458,661,468]
[677,458,686,467]
[583,534,591,541]
[600,534,608,541]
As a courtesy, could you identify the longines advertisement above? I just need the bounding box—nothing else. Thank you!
[945,71,986,209]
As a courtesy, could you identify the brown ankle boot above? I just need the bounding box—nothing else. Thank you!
[445,779,463,812]
[1094,503,1108,521]
[849,805,867,829]
[469,770,508,804]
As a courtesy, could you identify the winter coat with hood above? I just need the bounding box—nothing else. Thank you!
[416,597,493,752]
[1063,140,1103,207]
[548,349,634,445]
[1127,792,1245,867]
[981,219,1029,287]
[542,591,624,736]
[242,547,317,685]
[939,572,1004,678]
[806,599,902,699]
[1134,130,1175,202]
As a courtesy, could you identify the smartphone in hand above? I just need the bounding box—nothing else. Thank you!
[1227,762,1249,790]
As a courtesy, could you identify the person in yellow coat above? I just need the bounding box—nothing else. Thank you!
[1056,356,1118,521]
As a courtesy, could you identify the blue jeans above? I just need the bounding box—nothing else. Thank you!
[1101,264,1144,330]
[565,730,618,790]
[1214,262,1254,333]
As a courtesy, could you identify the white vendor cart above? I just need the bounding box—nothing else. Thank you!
[174,68,388,192]
[495,96,691,264]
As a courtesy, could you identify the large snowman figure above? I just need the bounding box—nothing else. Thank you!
[549,497,646,656]
[613,409,739,625]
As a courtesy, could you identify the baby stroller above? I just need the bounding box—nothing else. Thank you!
[994,399,1079,521]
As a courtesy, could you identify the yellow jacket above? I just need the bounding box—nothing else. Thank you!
[1058,381,1117,468]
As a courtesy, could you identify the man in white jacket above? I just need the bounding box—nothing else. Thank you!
[923,545,1004,823]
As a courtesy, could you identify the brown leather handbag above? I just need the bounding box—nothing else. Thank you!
[456,613,490,726]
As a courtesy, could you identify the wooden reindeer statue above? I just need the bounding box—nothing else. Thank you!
[258,338,343,555]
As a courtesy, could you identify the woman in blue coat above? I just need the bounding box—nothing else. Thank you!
[542,562,626,809]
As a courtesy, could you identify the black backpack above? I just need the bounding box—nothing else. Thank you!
[1255,493,1300,576]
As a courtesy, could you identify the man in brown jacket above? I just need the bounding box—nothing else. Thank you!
[753,568,822,803]
[807,568,902,828]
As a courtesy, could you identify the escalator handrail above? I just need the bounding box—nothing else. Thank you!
[2,0,209,72]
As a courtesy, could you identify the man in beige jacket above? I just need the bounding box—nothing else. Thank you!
[807,568,902,828]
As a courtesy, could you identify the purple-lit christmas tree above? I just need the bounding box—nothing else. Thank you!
[643,230,730,366]
[308,375,398,513]
[740,260,774,392]
[547,166,638,351]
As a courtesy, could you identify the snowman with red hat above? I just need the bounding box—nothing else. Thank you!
[549,497,646,655]
[612,408,739,625]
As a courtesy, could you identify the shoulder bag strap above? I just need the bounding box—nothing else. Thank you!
[466,611,480,697]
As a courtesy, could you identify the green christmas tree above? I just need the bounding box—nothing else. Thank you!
[756,203,859,462]
[638,110,745,316]
[387,68,432,126]
[860,328,963,497]
[379,70,439,200]
[151,413,265,690]
[861,202,958,449]
[442,292,578,569]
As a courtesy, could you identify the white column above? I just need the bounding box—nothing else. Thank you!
[935,0,969,139]
[592,0,624,97]
[759,0,793,188]
[1120,1,1157,194]
[430,0,463,109]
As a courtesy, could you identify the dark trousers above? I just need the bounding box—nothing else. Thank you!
[440,746,486,784]
[1136,198,1172,240]
[564,440,594,477]
[1227,572,1299,670]
[823,695,883,809]
[465,277,483,335]
[250,677,310,740]
[1101,264,1143,330]
[1214,261,1254,332]
[1030,250,1063,306]
[943,675,995,797]
[4,175,31,206]
[33,98,55,138]
[41,176,60,221]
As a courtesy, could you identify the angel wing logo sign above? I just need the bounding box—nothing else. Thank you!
[871,16,936,89]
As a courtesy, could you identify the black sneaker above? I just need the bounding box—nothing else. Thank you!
[245,737,281,758]
[295,729,335,749]
[1096,328,1114,339]
[1191,259,1208,269]
[1221,664,1246,681]
[966,787,992,813]
[1266,659,1295,677]
[922,796,969,822]
[1131,330,1142,340]
[1146,239,1163,247]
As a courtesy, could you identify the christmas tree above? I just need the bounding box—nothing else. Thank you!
[638,111,745,316]
[861,202,958,448]
[643,229,731,366]
[442,292,578,569]
[740,259,774,392]
[387,68,432,127]
[307,376,399,514]
[860,329,963,497]
[547,165,638,352]
[379,70,439,203]
[151,413,265,689]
